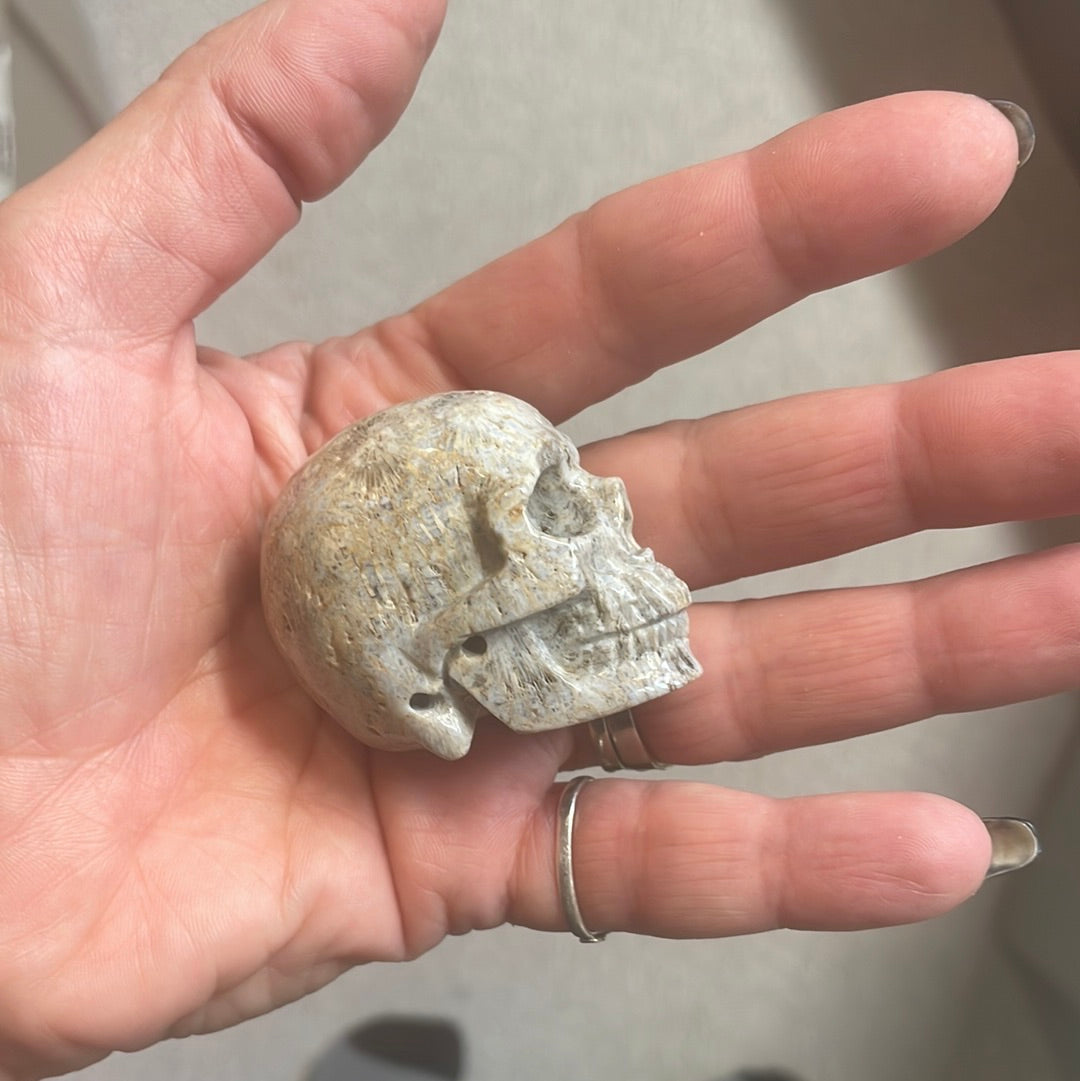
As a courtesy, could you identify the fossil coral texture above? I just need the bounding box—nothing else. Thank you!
[261,391,700,760]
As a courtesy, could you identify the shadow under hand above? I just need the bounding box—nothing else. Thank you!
[305,1017,463,1081]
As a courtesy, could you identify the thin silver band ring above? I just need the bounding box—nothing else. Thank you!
[556,776,606,943]
[607,709,666,770]
[588,709,666,772]
[587,717,622,771]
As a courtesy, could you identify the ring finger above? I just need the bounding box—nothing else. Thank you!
[569,542,1080,770]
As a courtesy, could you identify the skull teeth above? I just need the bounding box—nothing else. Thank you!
[585,615,678,663]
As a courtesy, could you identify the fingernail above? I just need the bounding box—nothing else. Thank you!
[983,817,1041,878]
[987,100,1036,168]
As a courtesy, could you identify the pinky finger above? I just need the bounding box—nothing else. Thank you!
[509,781,995,940]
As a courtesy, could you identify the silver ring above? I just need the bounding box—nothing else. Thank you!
[556,776,606,943]
[587,717,622,771]
[589,709,666,772]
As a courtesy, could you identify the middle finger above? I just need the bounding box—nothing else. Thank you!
[581,352,1080,590]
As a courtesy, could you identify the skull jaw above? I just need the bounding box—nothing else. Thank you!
[447,611,701,733]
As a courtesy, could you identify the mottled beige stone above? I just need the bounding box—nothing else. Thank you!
[261,391,700,760]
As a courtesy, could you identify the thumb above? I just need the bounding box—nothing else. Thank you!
[0,0,444,347]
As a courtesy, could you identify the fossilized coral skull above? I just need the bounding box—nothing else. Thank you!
[261,391,700,759]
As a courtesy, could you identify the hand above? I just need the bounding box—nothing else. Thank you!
[0,1,1055,1076]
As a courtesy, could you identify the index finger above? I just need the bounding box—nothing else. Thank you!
[396,93,1022,420]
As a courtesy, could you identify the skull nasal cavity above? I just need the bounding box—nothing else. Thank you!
[526,465,596,537]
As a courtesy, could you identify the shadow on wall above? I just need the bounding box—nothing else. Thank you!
[777,0,1080,366]
[777,0,1080,551]
[782,7,1080,1075]
[997,0,1080,177]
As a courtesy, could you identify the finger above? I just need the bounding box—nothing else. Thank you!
[579,352,1080,590]
[567,544,1080,769]
[2,0,444,342]
[343,92,1021,418]
[510,782,990,938]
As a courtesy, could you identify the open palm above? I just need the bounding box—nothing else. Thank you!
[0,2,1068,1077]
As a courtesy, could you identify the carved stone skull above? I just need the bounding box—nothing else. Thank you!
[261,391,700,760]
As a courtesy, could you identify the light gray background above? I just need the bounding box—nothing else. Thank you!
[14,2,1080,1079]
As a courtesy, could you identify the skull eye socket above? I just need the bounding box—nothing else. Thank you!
[526,465,596,538]
[461,635,488,656]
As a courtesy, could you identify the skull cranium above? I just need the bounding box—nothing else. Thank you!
[260,391,700,759]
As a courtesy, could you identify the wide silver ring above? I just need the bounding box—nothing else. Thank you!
[588,709,666,772]
[556,776,606,943]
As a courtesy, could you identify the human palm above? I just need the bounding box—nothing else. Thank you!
[0,2,1068,1078]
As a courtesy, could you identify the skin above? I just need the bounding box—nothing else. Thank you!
[0,0,1068,1075]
